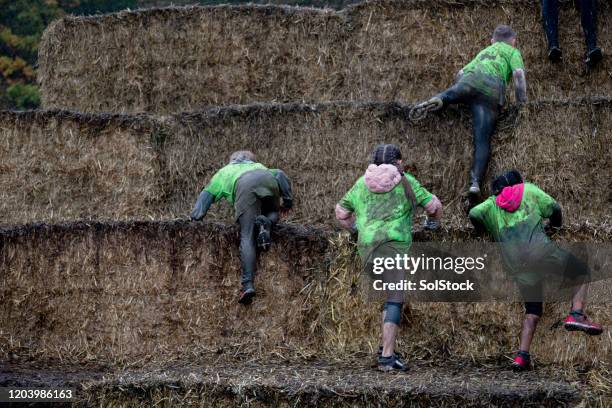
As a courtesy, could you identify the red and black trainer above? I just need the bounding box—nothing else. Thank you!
[511,351,531,371]
[564,313,603,335]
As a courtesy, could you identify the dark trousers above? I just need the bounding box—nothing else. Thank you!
[542,0,598,51]
[237,196,279,287]
[436,77,500,184]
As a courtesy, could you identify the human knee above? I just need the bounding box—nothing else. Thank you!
[383,302,403,324]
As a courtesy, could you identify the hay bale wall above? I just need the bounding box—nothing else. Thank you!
[165,98,612,226]
[38,0,611,114]
[0,221,328,365]
[0,111,161,225]
[1,98,609,226]
[1,221,610,368]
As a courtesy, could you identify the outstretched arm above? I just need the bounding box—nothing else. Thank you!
[191,191,215,221]
[423,195,443,220]
[274,170,293,209]
[512,68,528,104]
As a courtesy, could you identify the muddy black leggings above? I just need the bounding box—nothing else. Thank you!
[542,0,598,51]
[237,197,279,286]
[436,80,500,184]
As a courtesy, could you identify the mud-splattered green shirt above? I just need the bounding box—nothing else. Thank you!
[469,183,556,243]
[469,183,561,285]
[338,173,433,255]
[463,41,525,85]
[204,162,271,204]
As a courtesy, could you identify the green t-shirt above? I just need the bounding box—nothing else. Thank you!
[203,162,269,204]
[469,183,565,286]
[338,173,433,255]
[469,183,556,244]
[463,41,525,85]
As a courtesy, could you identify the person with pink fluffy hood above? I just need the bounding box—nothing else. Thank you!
[335,144,443,372]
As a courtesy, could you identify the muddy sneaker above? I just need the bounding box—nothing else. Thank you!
[512,351,531,371]
[585,48,603,68]
[378,355,408,372]
[409,97,443,122]
[564,312,603,335]
[422,218,440,231]
[238,287,256,305]
[468,181,481,197]
[254,215,272,251]
[548,46,562,63]
[377,346,404,359]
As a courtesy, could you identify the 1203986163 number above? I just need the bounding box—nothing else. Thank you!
[0,388,75,402]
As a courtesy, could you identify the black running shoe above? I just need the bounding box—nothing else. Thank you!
[377,346,404,359]
[238,287,256,305]
[548,46,562,63]
[585,48,603,68]
[378,355,408,372]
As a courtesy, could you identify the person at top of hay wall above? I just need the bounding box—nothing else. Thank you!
[191,150,293,305]
[335,144,443,372]
[469,169,603,371]
[410,25,527,207]
[541,0,603,67]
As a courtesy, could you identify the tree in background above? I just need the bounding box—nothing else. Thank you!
[59,0,137,15]
[0,0,62,109]
[138,0,357,9]
[0,0,137,110]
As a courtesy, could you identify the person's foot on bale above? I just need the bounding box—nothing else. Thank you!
[238,282,256,305]
[377,346,404,359]
[255,215,272,252]
[468,180,481,198]
[422,217,440,231]
[547,46,562,63]
[409,97,443,122]
[512,351,531,371]
[585,47,603,69]
[378,354,408,372]
[563,310,603,335]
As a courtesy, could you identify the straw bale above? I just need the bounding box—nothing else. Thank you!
[0,220,328,365]
[1,98,610,226]
[0,110,161,226]
[1,220,610,369]
[163,98,612,227]
[38,0,611,113]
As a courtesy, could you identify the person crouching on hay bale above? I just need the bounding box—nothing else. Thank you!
[469,170,603,371]
[335,144,443,372]
[410,25,528,205]
[190,150,293,305]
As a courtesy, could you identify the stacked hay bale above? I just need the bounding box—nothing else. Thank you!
[0,0,610,393]
[1,99,610,226]
[38,0,611,114]
[1,221,610,371]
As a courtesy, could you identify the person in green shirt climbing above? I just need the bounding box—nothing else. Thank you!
[191,150,293,305]
[469,169,603,371]
[410,25,528,203]
[335,144,443,372]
